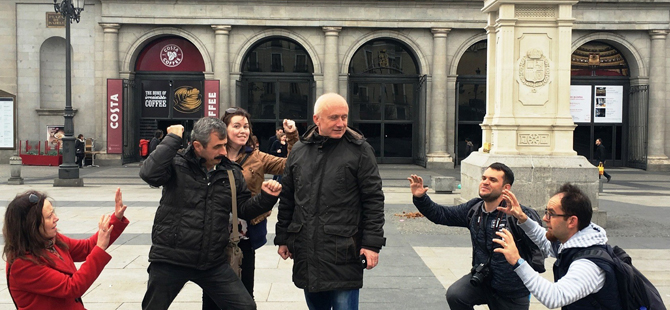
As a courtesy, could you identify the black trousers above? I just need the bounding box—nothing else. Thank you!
[203,239,256,310]
[142,262,255,310]
[446,274,530,310]
[76,153,85,167]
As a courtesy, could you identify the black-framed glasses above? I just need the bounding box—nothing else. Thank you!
[544,208,570,220]
[28,193,39,204]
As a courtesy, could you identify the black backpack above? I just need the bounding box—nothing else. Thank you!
[575,245,666,310]
[467,201,546,273]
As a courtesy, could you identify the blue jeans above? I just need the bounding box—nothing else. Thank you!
[304,289,359,310]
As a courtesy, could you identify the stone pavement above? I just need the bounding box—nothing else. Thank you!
[0,164,668,309]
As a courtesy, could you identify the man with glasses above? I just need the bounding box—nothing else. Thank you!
[408,162,544,310]
[493,183,618,309]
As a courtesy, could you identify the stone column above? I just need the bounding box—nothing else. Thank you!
[427,28,454,168]
[101,23,120,151]
[461,1,603,223]
[322,27,341,94]
[212,25,232,109]
[647,30,670,171]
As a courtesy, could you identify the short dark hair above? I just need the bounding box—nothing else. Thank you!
[276,127,283,131]
[555,183,592,230]
[596,138,602,143]
[487,162,514,186]
[191,117,227,148]
[77,134,83,139]
[154,129,163,139]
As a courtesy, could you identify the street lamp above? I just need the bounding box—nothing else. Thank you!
[53,0,85,187]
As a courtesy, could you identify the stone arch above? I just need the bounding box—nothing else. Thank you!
[449,33,488,76]
[341,30,429,76]
[40,36,72,109]
[232,29,322,75]
[122,27,213,73]
[572,32,646,78]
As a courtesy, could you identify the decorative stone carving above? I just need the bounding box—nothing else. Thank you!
[515,6,555,18]
[518,133,550,146]
[519,49,550,89]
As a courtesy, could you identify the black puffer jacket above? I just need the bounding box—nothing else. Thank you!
[140,133,278,270]
[274,125,386,293]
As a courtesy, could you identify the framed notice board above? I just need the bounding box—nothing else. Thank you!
[0,97,15,149]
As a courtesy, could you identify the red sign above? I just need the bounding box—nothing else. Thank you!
[107,79,123,154]
[204,80,220,118]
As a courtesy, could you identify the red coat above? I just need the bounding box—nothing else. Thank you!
[6,215,129,310]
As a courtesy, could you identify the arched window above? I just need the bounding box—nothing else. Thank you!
[349,40,418,75]
[242,38,314,73]
[571,41,630,76]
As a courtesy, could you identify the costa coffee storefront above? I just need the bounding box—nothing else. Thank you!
[107,36,220,162]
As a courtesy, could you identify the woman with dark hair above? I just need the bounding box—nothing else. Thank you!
[202,107,298,309]
[4,188,129,310]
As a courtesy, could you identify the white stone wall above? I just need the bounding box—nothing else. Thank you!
[1,0,669,165]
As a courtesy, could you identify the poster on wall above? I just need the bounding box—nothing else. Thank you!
[47,125,65,150]
[570,85,592,123]
[0,98,15,148]
[594,85,623,123]
[107,79,123,154]
[142,80,170,118]
[172,80,204,119]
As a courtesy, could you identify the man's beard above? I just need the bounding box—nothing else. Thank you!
[545,231,558,242]
[479,191,501,203]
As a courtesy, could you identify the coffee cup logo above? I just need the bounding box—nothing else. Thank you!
[160,44,184,68]
[173,86,202,113]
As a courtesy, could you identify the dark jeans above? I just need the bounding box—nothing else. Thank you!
[446,274,530,310]
[142,262,255,310]
[203,239,256,310]
[304,289,360,310]
[76,153,84,167]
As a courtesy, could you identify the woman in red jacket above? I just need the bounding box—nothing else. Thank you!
[4,188,129,310]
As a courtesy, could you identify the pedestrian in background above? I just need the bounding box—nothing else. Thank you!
[270,133,288,181]
[266,126,284,152]
[202,108,298,310]
[275,93,386,310]
[75,134,85,168]
[4,188,129,310]
[595,138,611,182]
[149,129,163,155]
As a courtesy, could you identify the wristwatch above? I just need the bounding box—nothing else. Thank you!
[513,258,525,269]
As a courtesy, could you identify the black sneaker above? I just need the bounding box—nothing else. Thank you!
[606,176,611,183]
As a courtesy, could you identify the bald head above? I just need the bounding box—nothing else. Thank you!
[313,93,349,139]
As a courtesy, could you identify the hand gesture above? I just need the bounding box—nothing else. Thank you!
[407,174,428,197]
[499,189,527,223]
[283,119,297,133]
[167,124,184,138]
[97,214,113,250]
[278,245,292,260]
[493,229,522,266]
[114,187,128,220]
[360,248,379,270]
[261,180,282,196]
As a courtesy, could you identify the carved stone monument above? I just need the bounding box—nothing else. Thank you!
[460,0,605,226]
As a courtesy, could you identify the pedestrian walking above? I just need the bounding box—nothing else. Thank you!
[595,138,611,182]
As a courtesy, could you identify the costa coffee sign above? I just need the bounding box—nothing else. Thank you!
[107,79,123,154]
[160,44,183,68]
[204,80,220,118]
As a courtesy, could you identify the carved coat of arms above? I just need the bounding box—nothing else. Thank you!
[519,49,550,88]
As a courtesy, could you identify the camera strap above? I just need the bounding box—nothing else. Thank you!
[473,205,504,261]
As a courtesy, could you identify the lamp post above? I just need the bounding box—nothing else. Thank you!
[53,0,84,187]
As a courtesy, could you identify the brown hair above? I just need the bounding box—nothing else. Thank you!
[221,107,255,149]
[3,191,68,266]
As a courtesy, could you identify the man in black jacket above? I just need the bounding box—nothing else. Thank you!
[595,138,611,182]
[408,163,544,310]
[140,117,282,310]
[275,93,385,310]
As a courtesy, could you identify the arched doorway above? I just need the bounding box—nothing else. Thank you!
[348,39,421,164]
[455,40,487,164]
[239,37,315,152]
[131,36,206,162]
[570,41,631,167]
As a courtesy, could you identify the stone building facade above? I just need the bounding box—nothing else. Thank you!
[1,0,669,170]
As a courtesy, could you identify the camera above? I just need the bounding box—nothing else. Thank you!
[470,263,490,287]
[360,254,367,269]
